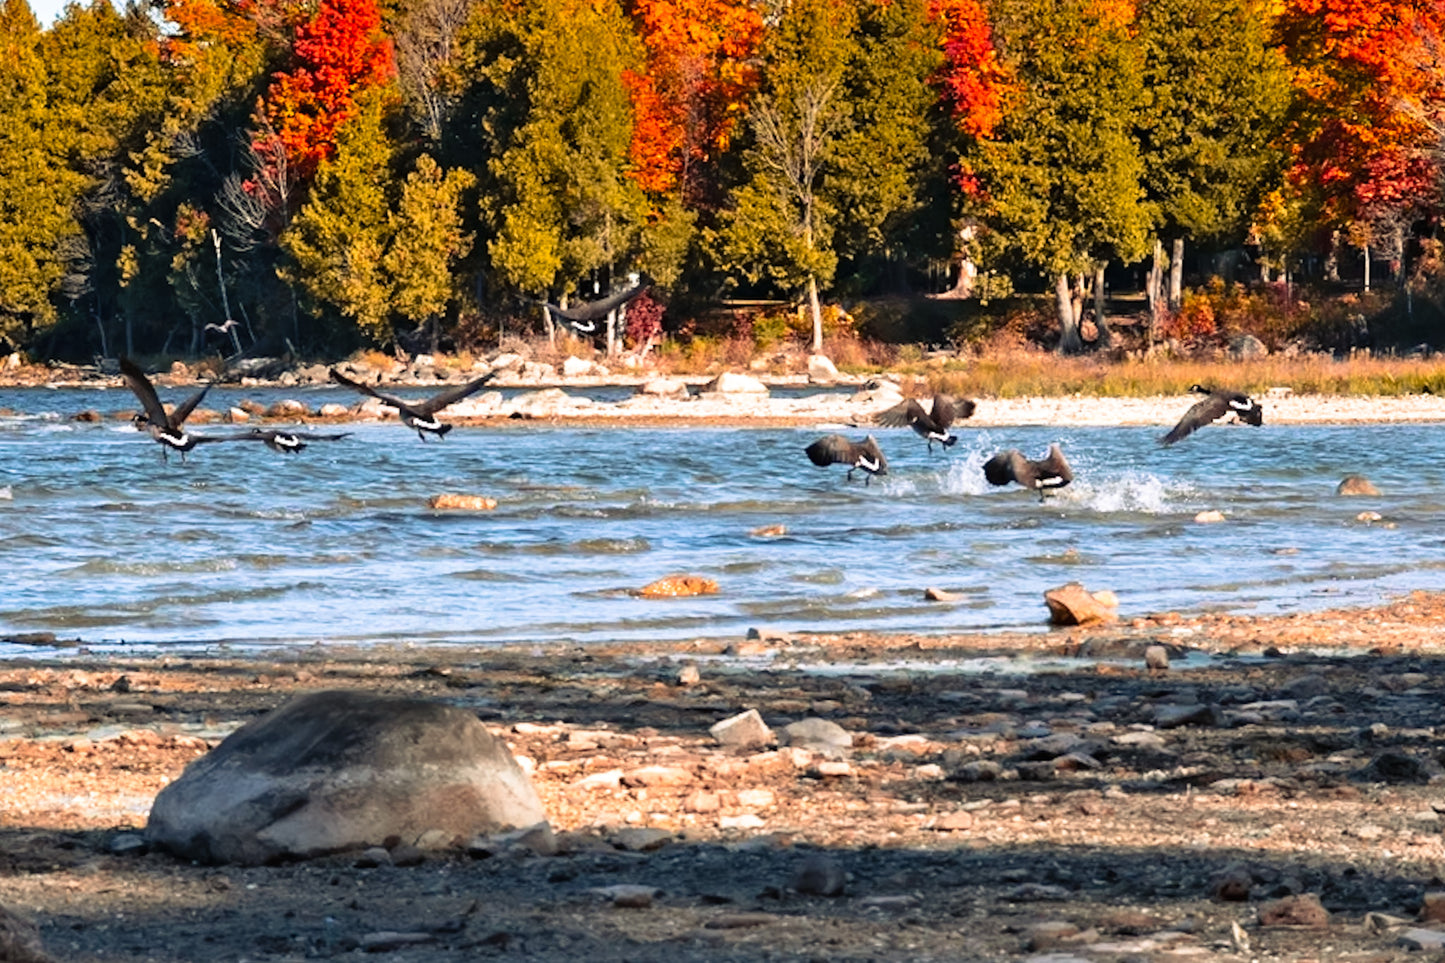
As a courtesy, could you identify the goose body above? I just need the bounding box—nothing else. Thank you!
[119,357,219,461]
[231,428,352,453]
[805,434,889,484]
[876,393,975,451]
[983,443,1073,498]
[1160,384,1262,446]
[329,369,496,441]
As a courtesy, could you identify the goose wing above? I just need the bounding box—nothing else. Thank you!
[983,449,1025,486]
[412,372,498,416]
[875,398,927,428]
[1159,393,1230,445]
[118,357,171,427]
[290,430,352,441]
[806,434,855,467]
[167,382,213,429]
[330,368,412,412]
[931,394,976,429]
[545,280,650,324]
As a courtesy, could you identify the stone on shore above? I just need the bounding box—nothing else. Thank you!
[1044,582,1118,626]
[145,690,548,865]
[1337,474,1380,496]
[807,355,839,384]
[428,493,498,511]
[701,371,768,395]
[638,377,690,398]
[710,709,774,749]
[636,575,719,597]
[778,718,853,758]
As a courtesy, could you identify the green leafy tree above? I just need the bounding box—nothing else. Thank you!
[281,90,396,344]
[460,0,648,341]
[712,0,856,350]
[829,0,948,294]
[1136,0,1288,326]
[963,0,1151,353]
[0,0,84,350]
[386,153,476,347]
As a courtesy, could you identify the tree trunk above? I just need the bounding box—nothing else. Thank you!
[1092,261,1111,349]
[1325,230,1340,282]
[1055,273,1083,354]
[1363,242,1371,293]
[539,304,554,346]
[1169,236,1184,310]
[1146,239,1165,352]
[807,274,823,352]
[606,308,618,358]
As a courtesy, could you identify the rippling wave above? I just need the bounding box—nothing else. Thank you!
[1,385,1441,651]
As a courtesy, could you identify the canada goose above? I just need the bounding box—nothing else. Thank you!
[329,369,496,441]
[1159,384,1263,445]
[876,393,976,451]
[983,443,1073,499]
[805,434,889,484]
[119,357,222,461]
[532,276,650,334]
[229,428,352,453]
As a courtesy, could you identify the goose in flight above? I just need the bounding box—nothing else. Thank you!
[229,428,352,454]
[533,277,650,335]
[805,434,889,485]
[983,443,1073,500]
[119,357,222,461]
[1159,385,1262,446]
[875,393,976,451]
[329,369,496,441]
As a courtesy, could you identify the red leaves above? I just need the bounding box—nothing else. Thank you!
[623,0,764,199]
[930,0,1009,139]
[262,0,396,180]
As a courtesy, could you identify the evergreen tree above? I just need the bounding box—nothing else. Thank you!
[386,153,476,346]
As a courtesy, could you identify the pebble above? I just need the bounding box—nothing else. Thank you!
[710,709,774,749]
[1257,892,1329,927]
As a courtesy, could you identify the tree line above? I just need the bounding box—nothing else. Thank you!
[0,0,1440,362]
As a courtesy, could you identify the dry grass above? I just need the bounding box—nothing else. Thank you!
[911,351,1445,398]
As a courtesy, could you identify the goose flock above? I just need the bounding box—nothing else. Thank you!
[117,357,1264,492]
[805,384,1264,495]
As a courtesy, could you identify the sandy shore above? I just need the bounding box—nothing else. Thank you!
[6,595,1445,960]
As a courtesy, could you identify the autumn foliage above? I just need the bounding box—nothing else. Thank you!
[1275,0,1445,221]
[929,0,1010,139]
[623,0,764,199]
[263,0,396,180]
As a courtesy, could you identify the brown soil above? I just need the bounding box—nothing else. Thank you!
[6,595,1445,961]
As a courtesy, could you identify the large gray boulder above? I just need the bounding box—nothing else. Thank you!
[146,690,547,865]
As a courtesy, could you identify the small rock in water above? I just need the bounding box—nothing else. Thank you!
[1144,645,1170,671]
[1194,510,1226,523]
[676,663,701,686]
[1356,510,1383,522]
[427,493,497,511]
[749,524,787,538]
[924,587,962,602]
[1337,473,1381,496]
[636,575,719,598]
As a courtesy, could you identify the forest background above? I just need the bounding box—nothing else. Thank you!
[2,0,1444,375]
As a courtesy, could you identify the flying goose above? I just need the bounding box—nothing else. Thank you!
[119,357,222,461]
[805,434,889,485]
[533,276,650,335]
[229,428,352,453]
[876,393,976,451]
[329,369,496,441]
[983,443,1073,499]
[1159,385,1263,445]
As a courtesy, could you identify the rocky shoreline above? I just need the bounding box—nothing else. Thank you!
[6,594,1445,960]
[9,354,1445,429]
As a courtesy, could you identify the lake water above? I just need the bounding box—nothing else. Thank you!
[2,384,1439,657]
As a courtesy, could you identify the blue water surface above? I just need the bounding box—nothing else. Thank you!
[1,385,1438,655]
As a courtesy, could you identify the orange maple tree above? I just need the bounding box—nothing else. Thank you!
[1275,0,1445,222]
[623,0,764,202]
[929,0,1011,140]
[262,0,396,180]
